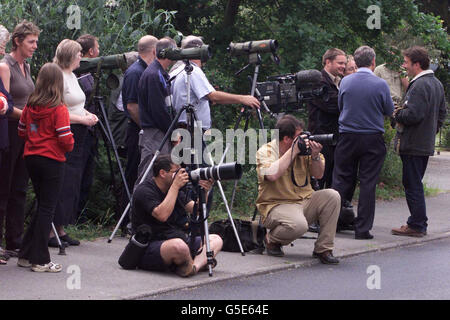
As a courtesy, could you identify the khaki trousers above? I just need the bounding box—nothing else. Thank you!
[263,189,340,253]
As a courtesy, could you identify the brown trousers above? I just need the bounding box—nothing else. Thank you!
[263,189,340,253]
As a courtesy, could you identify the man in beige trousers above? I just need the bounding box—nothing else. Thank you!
[256,115,341,264]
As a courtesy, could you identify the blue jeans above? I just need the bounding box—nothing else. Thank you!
[401,155,429,233]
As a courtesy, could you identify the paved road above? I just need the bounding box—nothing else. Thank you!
[151,238,450,300]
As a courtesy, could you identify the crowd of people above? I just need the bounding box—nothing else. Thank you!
[0,20,447,277]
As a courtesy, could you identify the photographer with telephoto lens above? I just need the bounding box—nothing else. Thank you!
[256,115,341,264]
[131,154,222,277]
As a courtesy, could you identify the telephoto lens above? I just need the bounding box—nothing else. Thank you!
[188,162,243,182]
[309,134,337,146]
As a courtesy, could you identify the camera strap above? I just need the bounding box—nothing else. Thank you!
[290,138,309,188]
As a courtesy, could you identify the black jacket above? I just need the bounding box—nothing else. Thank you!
[307,69,340,134]
[395,72,447,156]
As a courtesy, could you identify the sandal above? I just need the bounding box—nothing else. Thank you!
[0,259,6,265]
[31,262,62,273]
[175,261,197,277]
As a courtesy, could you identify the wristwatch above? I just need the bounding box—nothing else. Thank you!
[311,154,321,161]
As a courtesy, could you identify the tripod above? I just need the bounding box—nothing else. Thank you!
[221,53,274,211]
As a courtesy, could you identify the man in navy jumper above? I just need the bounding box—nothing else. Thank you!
[391,46,447,237]
[137,37,176,181]
[332,46,394,240]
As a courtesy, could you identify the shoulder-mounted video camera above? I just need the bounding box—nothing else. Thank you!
[296,131,337,156]
[257,70,329,113]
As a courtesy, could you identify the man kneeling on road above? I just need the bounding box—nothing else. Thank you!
[132,154,223,277]
[256,115,341,264]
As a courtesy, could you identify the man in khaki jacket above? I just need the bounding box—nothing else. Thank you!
[256,115,341,264]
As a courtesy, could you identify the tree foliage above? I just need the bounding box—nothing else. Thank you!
[0,0,448,219]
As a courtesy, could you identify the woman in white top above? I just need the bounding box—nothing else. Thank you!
[51,39,98,247]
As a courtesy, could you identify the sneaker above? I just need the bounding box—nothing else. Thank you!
[391,225,426,237]
[60,234,80,246]
[31,262,62,273]
[17,258,32,268]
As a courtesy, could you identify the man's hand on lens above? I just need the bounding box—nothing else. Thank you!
[198,178,214,192]
[242,95,261,109]
[309,140,323,157]
[172,168,189,190]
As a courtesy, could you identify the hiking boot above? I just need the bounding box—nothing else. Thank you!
[264,235,284,257]
[391,225,426,237]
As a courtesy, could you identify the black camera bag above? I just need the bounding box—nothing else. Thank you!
[118,224,152,270]
[209,219,266,253]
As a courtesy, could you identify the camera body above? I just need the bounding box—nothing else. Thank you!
[296,131,337,155]
[256,70,329,113]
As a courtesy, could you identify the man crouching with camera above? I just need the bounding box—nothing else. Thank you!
[256,115,340,264]
[132,154,223,277]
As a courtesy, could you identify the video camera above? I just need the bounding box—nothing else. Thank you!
[296,131,337,155]
[157,45,212,63]
[256,70,329,113]
[186,162,243,182]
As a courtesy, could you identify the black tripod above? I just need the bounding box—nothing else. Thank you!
[78,69,131,226]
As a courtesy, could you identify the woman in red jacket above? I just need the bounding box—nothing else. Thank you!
[17,63,74,272]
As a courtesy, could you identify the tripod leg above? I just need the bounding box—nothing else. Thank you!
[51,223,66,255]
[97,99,131,201]
[206,153,245,256]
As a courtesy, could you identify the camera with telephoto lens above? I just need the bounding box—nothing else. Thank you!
[187,162,243,182]
[157,45,212,63]
[296,131,337,156]
[256,70,329,113]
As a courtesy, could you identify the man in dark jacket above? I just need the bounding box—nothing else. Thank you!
[307,48,346,190]
[391,46,447,237]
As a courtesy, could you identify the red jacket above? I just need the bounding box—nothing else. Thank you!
[18,104,74,161]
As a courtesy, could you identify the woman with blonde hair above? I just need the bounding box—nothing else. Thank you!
[50,39,98,248]
[17,63,74,272]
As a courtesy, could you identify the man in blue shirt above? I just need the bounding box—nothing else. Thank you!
[137,37,177,180]
[332,46,394,240]
[122,35,157,196]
